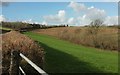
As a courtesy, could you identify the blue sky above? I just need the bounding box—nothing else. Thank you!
[2,2,70,22]
[1,2,118,25]
[2,0,119,2]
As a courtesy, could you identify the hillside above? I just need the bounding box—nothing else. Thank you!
[32,27,118,51]
[24,32,118,73]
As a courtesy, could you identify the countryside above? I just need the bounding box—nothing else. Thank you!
[0,1,119,75]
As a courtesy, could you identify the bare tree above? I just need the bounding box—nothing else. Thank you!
[88,19,103,34]
[87,19,103,48]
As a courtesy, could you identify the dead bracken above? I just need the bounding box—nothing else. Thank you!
[0,31,44,74]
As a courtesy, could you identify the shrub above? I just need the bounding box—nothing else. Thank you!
[0,31,44,74]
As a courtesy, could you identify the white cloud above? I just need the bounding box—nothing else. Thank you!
[86,7,106,21]
[34,22,39,24]
[0,15,6,22]
[77,15,118,26]
[43,10,66,24]
[22,19,34,24]
[67,17,76,25]
[58,10,66,22]
[42,21,47,25]
[68,1,108,25]
[68,1,86,12]
[77,15,91,25]
[1,2,118,26]
[104,16,118,25]
[69,1,106,21]
[43,3,116,26]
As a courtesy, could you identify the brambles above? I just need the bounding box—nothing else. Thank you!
[0,31,44,74]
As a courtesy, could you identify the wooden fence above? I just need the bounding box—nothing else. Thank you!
[9,50,48,75]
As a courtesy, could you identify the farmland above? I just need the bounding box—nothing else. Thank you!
[24,32,118,73]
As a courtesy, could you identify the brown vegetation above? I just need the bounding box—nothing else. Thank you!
[1,22,68,32]
[0,31,44,74]
[33,26,118,51]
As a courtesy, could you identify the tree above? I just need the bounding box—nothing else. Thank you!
[87,19,103,48]
[88,19,103,35]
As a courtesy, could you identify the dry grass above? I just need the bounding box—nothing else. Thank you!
[0,31,44,74]
[33,27,118,51]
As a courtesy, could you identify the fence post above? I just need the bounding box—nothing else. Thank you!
[9,50,21,75]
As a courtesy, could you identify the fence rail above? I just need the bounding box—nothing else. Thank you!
[19,66,26,75]
[20,53,48,75]
[10,51,48,75]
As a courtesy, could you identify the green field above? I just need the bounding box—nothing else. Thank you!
[0,26,12,30]
[24,32,118,73]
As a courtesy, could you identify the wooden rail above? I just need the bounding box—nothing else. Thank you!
[20,53,48,75]
[19,66,26,75]
[10,50,48,75]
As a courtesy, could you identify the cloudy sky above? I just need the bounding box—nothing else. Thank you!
[1,2,118,26]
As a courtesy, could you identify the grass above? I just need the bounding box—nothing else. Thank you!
[0,26,12,30]
[24,32,118,74]
[33,27,118,50]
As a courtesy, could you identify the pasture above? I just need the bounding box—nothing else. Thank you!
[24,32,118,73]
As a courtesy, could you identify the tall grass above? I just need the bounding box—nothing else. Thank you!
[58,27,118,50]
[34,27,118,51]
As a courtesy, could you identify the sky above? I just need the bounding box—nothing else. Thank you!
[0,2,118,26]
[1,0,120,2]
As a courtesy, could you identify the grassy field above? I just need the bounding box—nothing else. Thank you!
[33,27,118,50]
[24,32,118,74]
[0,26,12,30]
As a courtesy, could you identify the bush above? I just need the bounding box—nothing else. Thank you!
[0,31,44,74]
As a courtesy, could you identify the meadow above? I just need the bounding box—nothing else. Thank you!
[24,32,118,74]
[1,23,118,74]
[33,26,118,51]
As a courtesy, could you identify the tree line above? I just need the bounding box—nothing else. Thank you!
[1,21,68,31]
